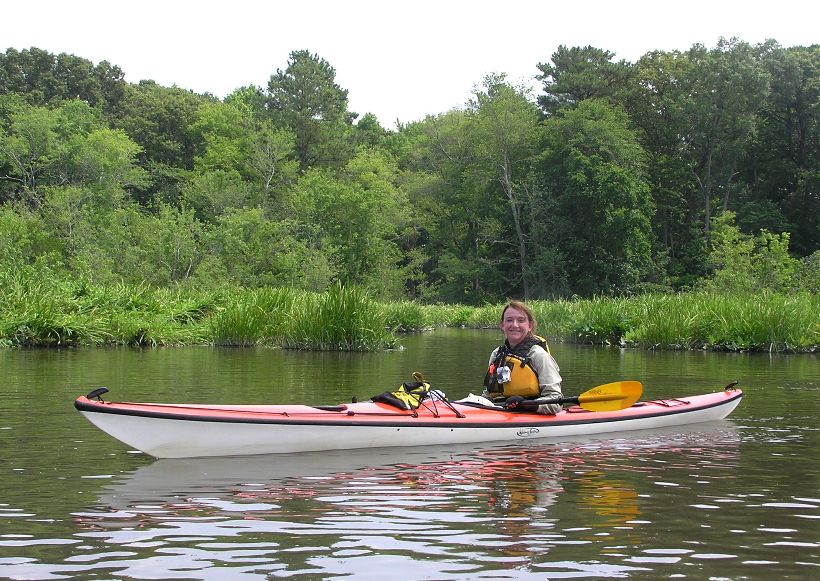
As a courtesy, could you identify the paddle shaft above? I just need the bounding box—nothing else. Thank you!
[532,392,628,407]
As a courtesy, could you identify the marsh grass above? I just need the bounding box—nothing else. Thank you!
[209,288,289,346]
[1,264,816,352]
[382,300,428,331]
[599,292,818,352]
[695,292,819,352]
[281,285,395,351]
[623,294,703,349]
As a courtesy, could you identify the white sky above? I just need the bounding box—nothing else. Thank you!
[3,0,817,128]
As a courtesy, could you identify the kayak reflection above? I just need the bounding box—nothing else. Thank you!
[74,423,741,577]
[88,422,740,517]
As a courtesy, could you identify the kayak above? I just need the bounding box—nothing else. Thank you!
[74,386,743,458]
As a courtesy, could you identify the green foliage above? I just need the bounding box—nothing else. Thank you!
[540,99,655,296]
[467,76,544,298]
[0,47,126,109]
[110,81,207,169]
[794,251,820,293]
[205,207,333,290]
[704,211,803,293]
[182,169,252,221]
[267,50,354,169]
[536,45,634,112]
[0,41,817,334]
[289,149,410,298]
[0,202,55,262]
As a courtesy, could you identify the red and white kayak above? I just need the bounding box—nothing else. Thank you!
[75,386,743,458]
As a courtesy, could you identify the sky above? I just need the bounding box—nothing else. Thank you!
[3,0,818,128]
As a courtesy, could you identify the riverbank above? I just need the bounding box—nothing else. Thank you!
[1,269,817,352]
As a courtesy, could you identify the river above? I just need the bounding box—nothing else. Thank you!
[1,329,818,579]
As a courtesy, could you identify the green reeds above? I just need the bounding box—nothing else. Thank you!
[1,262,816,352]
[209,287,298,346]
[381,300,428,331]
[280,285,395,351]
[620,292,819,351]
[0,267,109,346]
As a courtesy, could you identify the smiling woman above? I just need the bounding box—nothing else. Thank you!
[482,300,565,414]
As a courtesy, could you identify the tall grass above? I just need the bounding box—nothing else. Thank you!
[280,285,395,351]
[1,264,816,352]
[209,287,297,346]
[617,292,820,351]
[0,268,395,350]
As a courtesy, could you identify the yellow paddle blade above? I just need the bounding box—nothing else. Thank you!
[577,380,643,412]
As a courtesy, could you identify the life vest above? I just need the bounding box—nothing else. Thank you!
[484,335,550,398]
[371,372,431,410]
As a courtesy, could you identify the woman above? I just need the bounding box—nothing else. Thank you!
[483,301,563,414]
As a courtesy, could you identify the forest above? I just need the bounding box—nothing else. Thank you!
[0,39,817,351]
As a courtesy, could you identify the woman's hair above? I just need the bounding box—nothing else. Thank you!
[500,300,537,333]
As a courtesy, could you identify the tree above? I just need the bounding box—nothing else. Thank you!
[536,45,634,113]
[627,40,774,285]
[680,39,770,238]
[248,121,298,199]
[703,211,801,293]
[189,100,252,175]
[628,49,699,282]
[741,43,819,255]
[224,85,299,196]
[205,207,332,290]
[540,100,655,295]
[0,103,59,199]
[109,81,209,205]
[402,110,511,303]
[467,75,543,299]
[60,127,149,195]
[0,47,126,110]
[0,99,147,204]
[181,169,251,222]
[0,202,55,265]
[267,50,355,169]
[289,148,410,297]
[353,112,390,149]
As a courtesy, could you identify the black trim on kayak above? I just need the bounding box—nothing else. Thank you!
[75,391,743,429]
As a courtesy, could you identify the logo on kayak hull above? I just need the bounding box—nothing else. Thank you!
[516,427,540,438]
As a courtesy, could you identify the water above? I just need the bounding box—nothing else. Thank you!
[1,329,818,579]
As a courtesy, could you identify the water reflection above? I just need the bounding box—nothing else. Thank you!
[63,424,745,579]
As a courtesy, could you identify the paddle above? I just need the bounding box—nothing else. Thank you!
[508,380,643,412]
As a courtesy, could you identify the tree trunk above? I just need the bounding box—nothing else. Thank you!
[722,162,738,213]
[500,154,530,299]
[703,150,713,236]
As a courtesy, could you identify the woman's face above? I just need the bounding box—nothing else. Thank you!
[500,306,533,348]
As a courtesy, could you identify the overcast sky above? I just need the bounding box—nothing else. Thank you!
[4,0,817,128]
